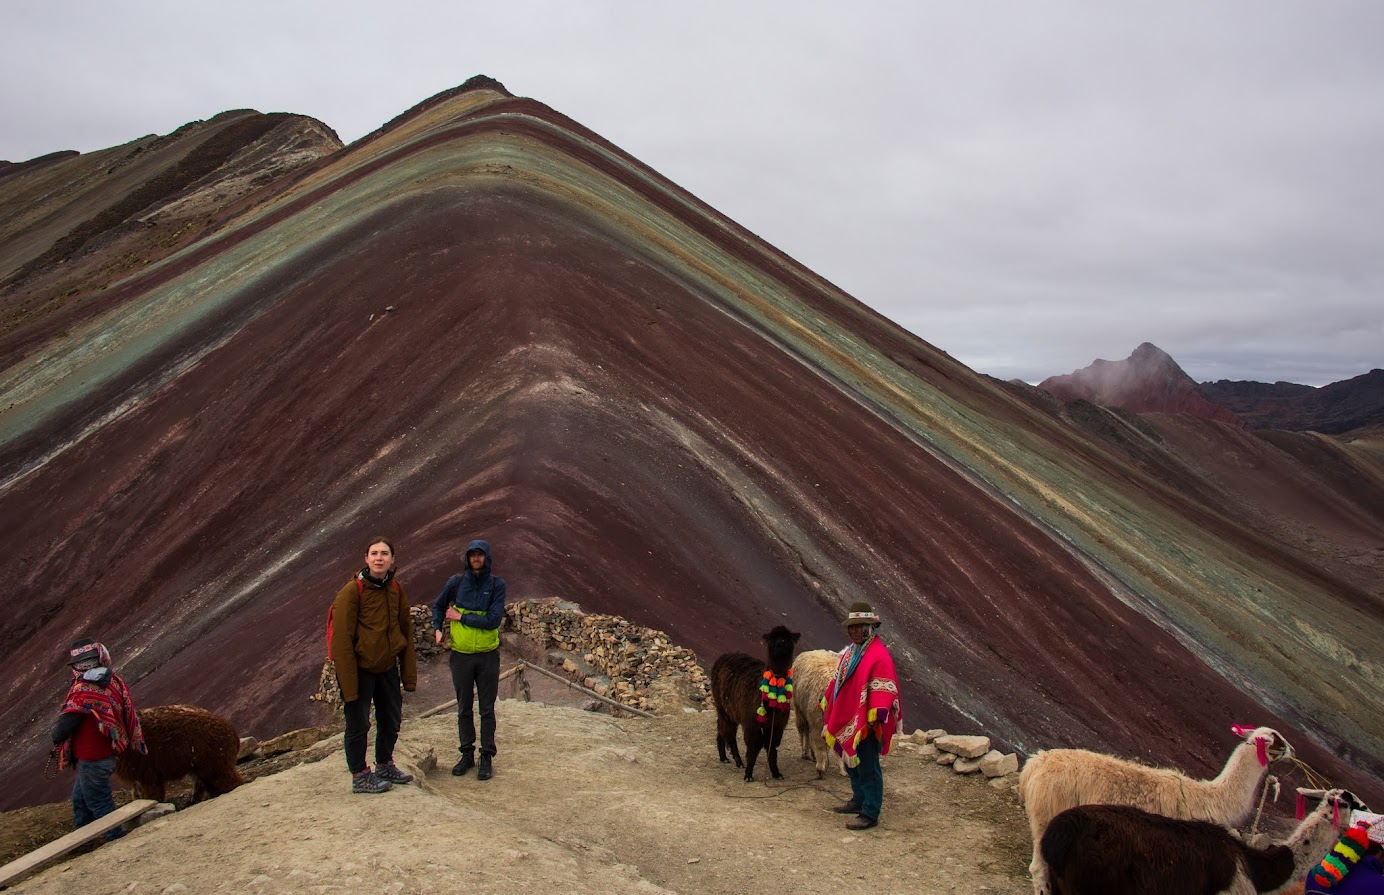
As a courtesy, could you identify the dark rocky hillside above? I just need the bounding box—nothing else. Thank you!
[1201,369,1384,434]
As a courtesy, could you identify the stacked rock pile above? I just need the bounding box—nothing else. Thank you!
[893,728,1022,789]
[504,597,711,713]
[409,605,447,661]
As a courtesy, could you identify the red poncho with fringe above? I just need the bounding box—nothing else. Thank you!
[57,672,145,769]
[822,636,901,767]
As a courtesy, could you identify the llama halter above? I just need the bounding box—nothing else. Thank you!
[757,668,793,723]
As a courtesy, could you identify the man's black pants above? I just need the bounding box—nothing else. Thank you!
[448,649,499,757]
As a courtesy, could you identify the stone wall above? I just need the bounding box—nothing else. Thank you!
[505,598,711,714]
[409,605,448,662]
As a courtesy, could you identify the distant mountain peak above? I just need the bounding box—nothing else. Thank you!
[457,74,511,95]
[1038,344,1243,426]
[1130,341,1173,362]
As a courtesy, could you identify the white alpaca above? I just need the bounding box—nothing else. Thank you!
[1038,788,1346,895]
[790,649,842,778]
[1235,792,1350,894]
[1018,726,1294,895]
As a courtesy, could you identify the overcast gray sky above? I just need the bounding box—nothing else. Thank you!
[3,1,1380,385]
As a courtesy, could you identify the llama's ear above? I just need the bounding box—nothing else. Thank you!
[792,631,801,644]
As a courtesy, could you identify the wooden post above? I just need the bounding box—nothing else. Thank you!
[509,665,530,702]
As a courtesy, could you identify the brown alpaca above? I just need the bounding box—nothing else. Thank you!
[712,625,801,782]
[115,704,244,803]
[1038,790,1347,894]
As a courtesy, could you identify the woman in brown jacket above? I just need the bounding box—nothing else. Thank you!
[329,537,418,793]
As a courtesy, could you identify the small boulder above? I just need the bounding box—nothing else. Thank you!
[979,750,1019,778]
[934,734,990,759]
[257,726,335,756]
[396,741,436,774]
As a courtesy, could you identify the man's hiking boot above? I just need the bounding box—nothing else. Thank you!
[832,800,861,814]
[477,753,493,780]
[375,761,413,785]
[845,815,878,831]
[352,769,392,794]
[451,753,475,776]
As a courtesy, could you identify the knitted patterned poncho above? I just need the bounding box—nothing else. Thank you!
[822,635,901,767]
[57,646,145,768]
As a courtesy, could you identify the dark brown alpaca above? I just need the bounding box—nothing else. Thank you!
[1039,795,1345,895]
[711,625,800,782]
[115,704,244,803]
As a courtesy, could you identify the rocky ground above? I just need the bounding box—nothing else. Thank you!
[1,697,1033,894]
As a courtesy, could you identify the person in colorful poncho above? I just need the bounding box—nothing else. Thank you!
[50,638,146,841]
[822,600,901,831]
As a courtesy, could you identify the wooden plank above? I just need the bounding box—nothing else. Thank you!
[0,798,158,887]
[516,661,656,718]
[416,665,523,719]
[415,660,654,719]
[416,698,458,719]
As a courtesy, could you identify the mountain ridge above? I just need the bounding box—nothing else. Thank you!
[1200,368,1384,434]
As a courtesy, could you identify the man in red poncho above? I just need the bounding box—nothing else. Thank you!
[822,601,901,831]
[51,637,145,840]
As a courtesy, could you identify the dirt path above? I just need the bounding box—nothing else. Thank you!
[5,700,1032,894]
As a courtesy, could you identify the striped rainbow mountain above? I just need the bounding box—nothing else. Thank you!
[2,76,1380,810]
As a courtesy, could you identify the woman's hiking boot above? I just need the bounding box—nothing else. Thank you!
[451,753,475,776]
[845,815,878,830]
[352,769,392,794]
[375,761,413,785]
[477,753,493,780]
[832,800,861,814]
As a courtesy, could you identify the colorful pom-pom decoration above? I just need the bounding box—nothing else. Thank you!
[757,668,794,722]
[1310,824,1370,888]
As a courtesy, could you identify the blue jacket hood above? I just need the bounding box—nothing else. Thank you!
[466,539,492,574]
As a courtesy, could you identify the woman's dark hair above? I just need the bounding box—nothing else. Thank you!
[366,537,396,554]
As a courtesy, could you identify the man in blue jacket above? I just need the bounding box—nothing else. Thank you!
[432,539,505,780]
